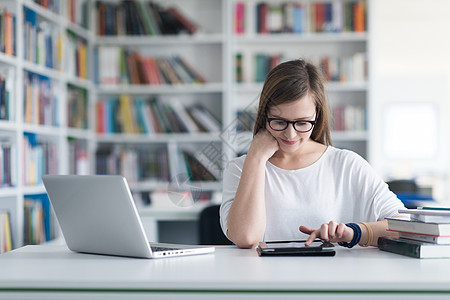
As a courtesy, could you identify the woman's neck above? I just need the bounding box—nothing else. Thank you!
[269,140,327,170]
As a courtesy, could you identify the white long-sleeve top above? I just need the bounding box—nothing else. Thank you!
[220,146,405,242]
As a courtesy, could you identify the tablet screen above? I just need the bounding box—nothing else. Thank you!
[264,240,334,249]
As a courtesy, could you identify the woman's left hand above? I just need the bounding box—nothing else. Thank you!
[299,221,354,246]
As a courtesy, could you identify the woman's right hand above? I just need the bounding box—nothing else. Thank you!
[247,129,279,161]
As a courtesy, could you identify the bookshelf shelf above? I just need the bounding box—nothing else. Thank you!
[0,121,18,132]
[22,0,62,22]
[96,83,224,95]
[66,128,94,140]
[22,185,46,195]
[65,76,93,90]
[331,130,368,141]
[22,61,63,80]
[96,132,222,144]
[234,32,368,44]
[0,187,17,198]
[0,52,17,66]
[96,34,225,46]
[65,22,92,41]
[234,82,368,94]
[22,124,61,137]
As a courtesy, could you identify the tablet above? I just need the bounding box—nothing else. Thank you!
[256,240,336,256]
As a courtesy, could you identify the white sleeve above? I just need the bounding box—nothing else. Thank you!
[347,151,405,221]
[219,156,245,237]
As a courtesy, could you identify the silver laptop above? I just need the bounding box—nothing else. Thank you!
[42,175,215,258]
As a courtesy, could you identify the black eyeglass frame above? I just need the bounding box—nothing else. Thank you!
[266,117,317,133]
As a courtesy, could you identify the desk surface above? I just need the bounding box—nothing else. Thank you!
[1,244,450,298]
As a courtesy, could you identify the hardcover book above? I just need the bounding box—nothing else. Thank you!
[386,218,450,236]
[395,232,450,245]
[398,208,450,223]
[378,237,450,259]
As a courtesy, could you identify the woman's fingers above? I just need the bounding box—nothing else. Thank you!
[300,221,352,245]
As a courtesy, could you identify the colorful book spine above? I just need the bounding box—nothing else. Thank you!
[23,133,58,186]
[96,1,198,36]
[67,85,88,129]
[0,210,13,253]
[66,31,88,79]
[235,2,245,34]
[67,0,89,29]
[23,7,63,70]
[33,0,60,14]
[253,1,366,34]
[96,145,170,182]
[0,7,16,56]
[67,138,89,175]
[332,104,366,132]
[0,67,13,121]
[253,53,282,83]
[97,48,205,86]
[235,53,243,83]
[96,97,220,134]
[23,193,54,245]
[23,72,59,127]
[0,142,15,187]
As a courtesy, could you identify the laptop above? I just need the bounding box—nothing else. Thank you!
[42,175,215,258]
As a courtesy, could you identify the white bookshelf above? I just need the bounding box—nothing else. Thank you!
[229,0,370,158]
[0,0,94,249]
[92,0,228,202]
[0,0,372,249]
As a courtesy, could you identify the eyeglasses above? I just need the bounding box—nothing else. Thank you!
[266,117,316,133]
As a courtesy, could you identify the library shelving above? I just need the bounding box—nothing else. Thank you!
[93,0,227,210]
[231,0,370,158]
[0,0,373,249]
[0,0,94,250]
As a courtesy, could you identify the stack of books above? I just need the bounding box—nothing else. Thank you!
[378,207,450,258]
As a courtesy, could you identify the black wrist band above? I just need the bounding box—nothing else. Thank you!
[338,223,361,248]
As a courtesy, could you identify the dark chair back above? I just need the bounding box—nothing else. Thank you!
[387,180,418,194]
[198,204,232,245]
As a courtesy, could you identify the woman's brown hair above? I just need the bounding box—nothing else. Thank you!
[253,59,332,146]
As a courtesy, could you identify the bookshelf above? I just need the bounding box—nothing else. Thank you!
[230,0,370,158]
[0,0,94,251]
[0,0,372,250]
[93,0,227,212]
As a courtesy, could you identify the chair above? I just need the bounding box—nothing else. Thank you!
[386,179,434,209]
[198,204,232,245]
[386,180,418,195]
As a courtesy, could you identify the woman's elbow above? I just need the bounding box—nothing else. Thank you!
[228,230,261,249]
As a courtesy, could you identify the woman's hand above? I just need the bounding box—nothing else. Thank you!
[299,221,354,246]
[247,129,279,161]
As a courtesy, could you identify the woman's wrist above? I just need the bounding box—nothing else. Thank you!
[245,151,270,166]
[338,223,361,248]
[358,222,373,247]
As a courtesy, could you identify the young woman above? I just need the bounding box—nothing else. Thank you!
[220,59,405,249]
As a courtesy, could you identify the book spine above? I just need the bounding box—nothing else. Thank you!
[235,2,245,34]
[167,7,197,34]
[378,237,421,258]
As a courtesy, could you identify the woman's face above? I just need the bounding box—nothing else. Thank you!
[266,95,316,153]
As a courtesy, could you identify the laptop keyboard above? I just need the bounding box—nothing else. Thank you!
[151,246,178,252]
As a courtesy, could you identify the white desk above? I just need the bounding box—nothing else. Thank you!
[1,245,450,299]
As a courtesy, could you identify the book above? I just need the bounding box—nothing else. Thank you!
[0,210,12,253]
[235,2,245,34]
[378,237,450,259]
[386,218,450,236]
[395,232,450,245]
[398,208,450,223]
[167,6,198,34]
